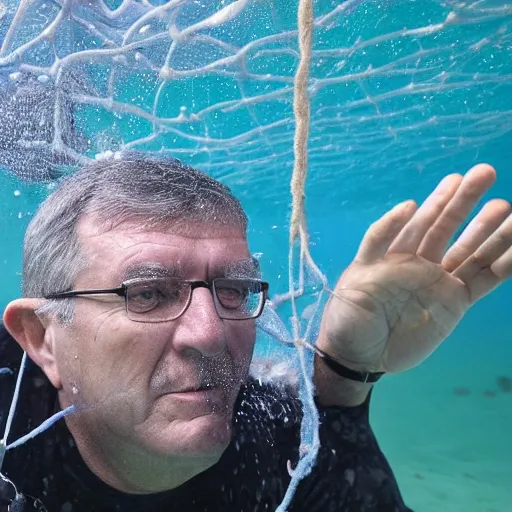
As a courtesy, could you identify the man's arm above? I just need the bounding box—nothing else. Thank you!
[287,376,412,512]
[312,320,376,407]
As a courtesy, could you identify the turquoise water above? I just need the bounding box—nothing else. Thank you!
[1,0,512,510]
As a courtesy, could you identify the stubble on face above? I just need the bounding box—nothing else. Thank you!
[148,344,251,419]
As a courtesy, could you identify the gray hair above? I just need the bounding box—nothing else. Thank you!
[23,152,248,320]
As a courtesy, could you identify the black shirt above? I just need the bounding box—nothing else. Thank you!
[0,325,412,511]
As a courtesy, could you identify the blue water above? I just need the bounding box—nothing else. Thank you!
[1,0,512,510]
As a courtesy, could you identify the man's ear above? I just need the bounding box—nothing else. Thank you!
[3,299,62,389]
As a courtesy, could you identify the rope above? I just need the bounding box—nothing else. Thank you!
[289,0,313,247]
[276,1,323,510]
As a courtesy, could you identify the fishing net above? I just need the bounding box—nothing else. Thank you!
[0,1,510,205]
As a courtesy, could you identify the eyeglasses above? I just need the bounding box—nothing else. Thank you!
[45,278,269,323]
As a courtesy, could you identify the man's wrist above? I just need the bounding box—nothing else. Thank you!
[314,345,385,383]
[313,354,374,407]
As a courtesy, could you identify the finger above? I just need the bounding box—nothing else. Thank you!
[457,242,512,303]
[355,200,417,263]
[388,174,463,255]
[417,164,497,262]
[452,211,512,291]
[442,199,511,272]
[492,245,512,280]
[460,267,501,304]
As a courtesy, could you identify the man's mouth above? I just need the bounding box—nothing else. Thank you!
[170,380,222,395]
[168,387,228,412]
[178,383,216,393]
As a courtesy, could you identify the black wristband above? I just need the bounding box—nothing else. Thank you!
[314,346,384,383]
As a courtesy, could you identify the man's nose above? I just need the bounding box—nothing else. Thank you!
[172,287,227,358]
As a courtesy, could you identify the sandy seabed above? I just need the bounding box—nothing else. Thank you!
[374,346,512,512]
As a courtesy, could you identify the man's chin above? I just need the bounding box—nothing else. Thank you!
[184,411,234,455]
[146,410,234,461]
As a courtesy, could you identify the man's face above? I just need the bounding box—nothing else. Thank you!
[51,216,257,476]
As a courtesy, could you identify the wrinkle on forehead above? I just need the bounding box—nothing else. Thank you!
[79,213,247,241]
[75,214,252,284]
[76,214,249,260]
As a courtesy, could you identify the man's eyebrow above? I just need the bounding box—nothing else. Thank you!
[221,257,261,278]
[122,262,181,281]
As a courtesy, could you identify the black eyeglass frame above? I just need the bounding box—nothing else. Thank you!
[44,278,270,322]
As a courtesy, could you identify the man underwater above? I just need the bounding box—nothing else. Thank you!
[1,154,511,511]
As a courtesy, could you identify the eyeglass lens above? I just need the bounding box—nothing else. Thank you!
[125,278,264,322]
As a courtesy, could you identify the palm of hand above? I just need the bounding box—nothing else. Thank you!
[320,164,512,374]
[324,254,469,373]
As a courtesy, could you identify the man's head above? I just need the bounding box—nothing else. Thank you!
[3,153,263,493]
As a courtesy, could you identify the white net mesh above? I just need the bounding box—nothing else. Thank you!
[0,0,511,211]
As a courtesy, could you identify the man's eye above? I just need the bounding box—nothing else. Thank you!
[127,281,185,313]
[216,285,246,309]
[139,290,158,301]
[128,285,167,312]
